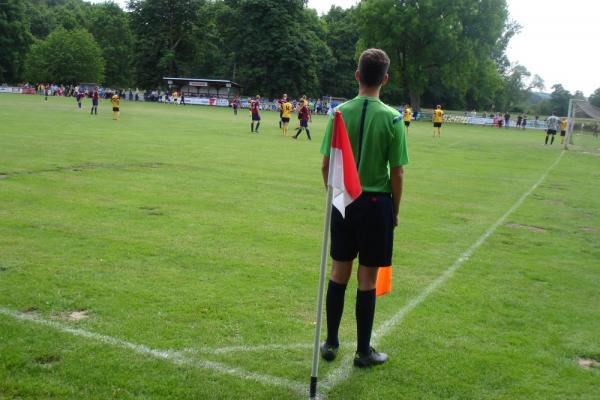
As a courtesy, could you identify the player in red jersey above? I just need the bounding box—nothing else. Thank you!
[292,98,312,140]
[250,95,261,133]
[91,86,99,115]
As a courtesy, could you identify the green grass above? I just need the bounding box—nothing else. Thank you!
[1,94,599,399]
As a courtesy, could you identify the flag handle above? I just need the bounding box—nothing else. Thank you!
[310,185,333,399]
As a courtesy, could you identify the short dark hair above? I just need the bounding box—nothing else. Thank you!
[358,48,390,87]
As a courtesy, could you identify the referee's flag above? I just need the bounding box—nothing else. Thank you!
[328,111,362,217]
[376,266,392,297]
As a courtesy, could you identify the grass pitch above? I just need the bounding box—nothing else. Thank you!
[1,94,599,399]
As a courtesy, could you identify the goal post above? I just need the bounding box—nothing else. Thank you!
[563,99,600,150]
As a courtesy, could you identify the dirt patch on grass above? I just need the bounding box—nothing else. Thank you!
[34,354,61,366]
[578,357,600,370]
[545,199,566,207]
[52,309,90,321]
[505,223,548,233]
[0,174,7,180]
[581,227,598,233]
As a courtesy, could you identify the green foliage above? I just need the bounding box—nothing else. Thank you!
[24,28,105,84]
[358,0,510,110]
[88,2,133,87]
[0,0,33,82]
[128,0,203,88]
[589,88,600,108]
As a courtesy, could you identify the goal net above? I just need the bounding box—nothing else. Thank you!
[564,99,600,151]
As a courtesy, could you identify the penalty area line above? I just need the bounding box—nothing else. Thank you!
[320,151,565,394]
[0,307,306,397]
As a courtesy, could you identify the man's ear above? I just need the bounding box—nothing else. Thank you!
[382,73,389,86]
[355,70,361,82]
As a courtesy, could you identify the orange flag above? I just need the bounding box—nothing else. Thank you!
[376,266,392,297]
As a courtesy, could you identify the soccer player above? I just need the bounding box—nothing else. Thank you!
[545,112,560,145]
[504,112,510,128]
[90,86,99,115]
[593,123,599,139]
[173,90,179,105]
[250,95,261,133]
[281,98,293,136]
[432,104,444,137]
[278,94,288,128]
[560,117,568,144]
[403,104,412,133]
[111,93,120,121]
[232,97,239,115]
[522,115,527,130]
[293,98,312,140]
[319,48,408,368]
[76,91,83,110]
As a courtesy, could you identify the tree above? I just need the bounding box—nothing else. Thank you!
[357,0,511,110]
[589,88,600,108]
[0,0,33,82]
[548,84,571,116]
[88,2,134,87]
[128,0,202,88]
[322,6,360,98]
[24,28,105,84]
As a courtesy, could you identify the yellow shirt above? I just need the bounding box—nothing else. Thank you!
[173,92,178,99]
[403,107,412,122]
[111,95,120,108]
[560,120,567,131]
[433,109,444,123]
[281,102,293,118]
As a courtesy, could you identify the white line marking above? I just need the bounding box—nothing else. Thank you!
[320,151,565,394]
[0,307,306,397]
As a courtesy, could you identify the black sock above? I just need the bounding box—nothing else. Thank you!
[545,135,549,144]
[356,288,376,355]
[325,280,347,348]
[294,128,301,138]
[306,129,311,140]
[251,123,254,132]
[279,121,282,128]
[551,136,555,144]
[255,122,260,132]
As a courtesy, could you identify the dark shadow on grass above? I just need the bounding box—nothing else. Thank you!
[0,162,165,179]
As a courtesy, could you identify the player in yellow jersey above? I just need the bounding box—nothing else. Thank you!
[560,117,568,144]
[432,104,444,137]
[280,100,293,136]
[111,93,120,120]
[403,104,412,134]
[172,91,179,105]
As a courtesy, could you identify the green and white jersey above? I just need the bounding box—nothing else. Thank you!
[320,95,409,193]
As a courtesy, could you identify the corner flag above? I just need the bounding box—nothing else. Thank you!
[310,111,362,399]
[329,111,362,217]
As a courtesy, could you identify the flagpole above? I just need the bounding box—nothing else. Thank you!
[310,184,333,399]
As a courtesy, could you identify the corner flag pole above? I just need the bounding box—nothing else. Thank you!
[309,162,335,399]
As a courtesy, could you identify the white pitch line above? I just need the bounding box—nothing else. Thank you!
[320,151,565,394]
[0,307,306,397]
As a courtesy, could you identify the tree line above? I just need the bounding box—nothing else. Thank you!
[1,0,598,112]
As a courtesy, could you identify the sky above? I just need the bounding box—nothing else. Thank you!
[90,0,599,96]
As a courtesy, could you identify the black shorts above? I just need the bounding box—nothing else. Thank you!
[281,117,290,123]
[93,100,98,106]
[404,121,411,127]
[300,119,308,127]
[330,192,394,267]
[112,107,119,112]
[434,122,442,128]
[547,129,557,135]
[560,130,566,137]
[252,113,260,121]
